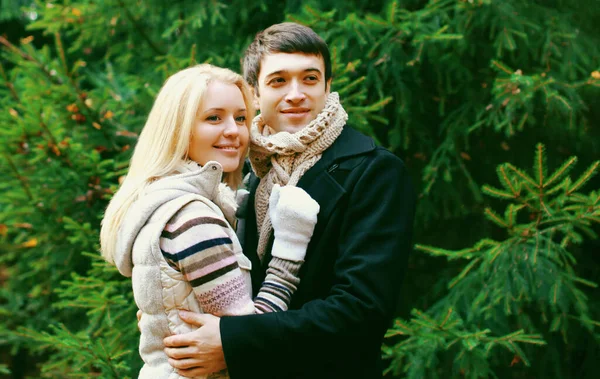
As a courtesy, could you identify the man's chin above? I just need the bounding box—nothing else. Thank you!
[277,122,309,134]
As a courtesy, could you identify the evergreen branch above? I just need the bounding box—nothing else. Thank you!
[0,36,60,84]
[534,143,546,187]
[491,60,513,75]
[393,319,413,334]
[482,185,516,199]
[533,228,540,264]
[538,214,596,227]
[566,315,600,329]
[487,243,506,264]
[189,43,196,65]
[0,61,20,101]
[37,115,75,167]
[115,0,165,56]
[544,156,577,188]
[566,193,589,203]
[560,235,571,248]
[54,32,70,80]
[563,274,598,288]
[539,197,553,217]
[1,36,90,153]
[449,257,481,288]
[568,161,600,194]
[38,119,60,150]
[52,33,116,148]
[506,163,539,188]
[505,204,525,227]
[592,192,600,207]
[415,244,477,259]
[16,324,125,378]
[3,152,33,201]
[484,208,509,228]
[410,318,438,330]
[474,239,501,250]
[455,148,483,203]
[516,112,529,131]
[388,0,397,24]
[546,177,570,197]
[509,340,531,366]
[439,308,453,328]
[497,165,520,196]
[552,281,561,306]
[365,14,389,27]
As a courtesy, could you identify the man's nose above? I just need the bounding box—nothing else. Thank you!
[285,80,306,103]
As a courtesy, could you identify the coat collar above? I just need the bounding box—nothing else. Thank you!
[297,126,375,188]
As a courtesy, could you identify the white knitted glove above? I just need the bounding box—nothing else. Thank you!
[269,184,320,262]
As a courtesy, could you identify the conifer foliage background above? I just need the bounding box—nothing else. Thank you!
[1,0,599,378]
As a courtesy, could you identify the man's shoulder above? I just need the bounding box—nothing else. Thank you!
[335,126,375,151]
[331,126,406,168]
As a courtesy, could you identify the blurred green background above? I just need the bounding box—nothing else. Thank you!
[1,0,599,378]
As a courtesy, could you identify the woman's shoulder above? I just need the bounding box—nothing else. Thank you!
[166,199,229,230]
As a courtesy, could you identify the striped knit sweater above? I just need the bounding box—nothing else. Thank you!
[159,200,301,315]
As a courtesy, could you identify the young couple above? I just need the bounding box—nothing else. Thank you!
[101,22,416,379]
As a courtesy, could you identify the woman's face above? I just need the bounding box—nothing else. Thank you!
[189,80,249,172]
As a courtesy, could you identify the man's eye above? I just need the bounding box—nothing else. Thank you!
[206,115,220,122]
[269,77,285,85]
[306,75,318,81]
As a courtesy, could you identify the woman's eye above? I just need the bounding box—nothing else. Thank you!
[235,116,246,123]
[206,115,220,122]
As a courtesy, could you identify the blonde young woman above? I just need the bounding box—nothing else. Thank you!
[100,64,319,379]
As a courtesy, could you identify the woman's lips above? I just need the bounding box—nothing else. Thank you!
[214,145,240,154]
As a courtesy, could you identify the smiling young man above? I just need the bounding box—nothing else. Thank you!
[163,22,416,378]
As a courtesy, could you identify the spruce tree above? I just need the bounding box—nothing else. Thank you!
[1,0,598,378]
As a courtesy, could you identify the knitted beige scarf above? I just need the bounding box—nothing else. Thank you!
[249,92,347,261]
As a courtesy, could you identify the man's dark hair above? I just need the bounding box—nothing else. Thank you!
[242,22,332,93]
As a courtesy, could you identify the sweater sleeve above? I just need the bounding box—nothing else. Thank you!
[159,201,301,316]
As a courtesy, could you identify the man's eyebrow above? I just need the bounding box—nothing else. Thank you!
[264,68,323,78]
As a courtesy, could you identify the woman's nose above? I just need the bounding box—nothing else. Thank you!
[223,117,239,137]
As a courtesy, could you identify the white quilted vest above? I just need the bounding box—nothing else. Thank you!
[114,162,249,379]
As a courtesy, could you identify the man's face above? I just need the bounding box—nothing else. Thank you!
[255,52,330,134]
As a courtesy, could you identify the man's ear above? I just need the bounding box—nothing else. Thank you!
[252,87,260,109]
[325,78,332,95]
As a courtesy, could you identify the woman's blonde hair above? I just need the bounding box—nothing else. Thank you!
[100,64,254,264]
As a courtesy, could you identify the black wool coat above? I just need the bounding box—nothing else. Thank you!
[221,126,416,379]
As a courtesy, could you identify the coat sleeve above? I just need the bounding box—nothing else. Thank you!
[220,151,416,377]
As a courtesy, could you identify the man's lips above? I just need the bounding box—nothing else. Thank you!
[281,108,310,114]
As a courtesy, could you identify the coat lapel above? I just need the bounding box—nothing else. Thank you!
[245,126,376,275]
[296,127,375,250]
[242,173,262,285]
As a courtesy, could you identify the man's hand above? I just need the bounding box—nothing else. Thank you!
[163,311,226,378]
